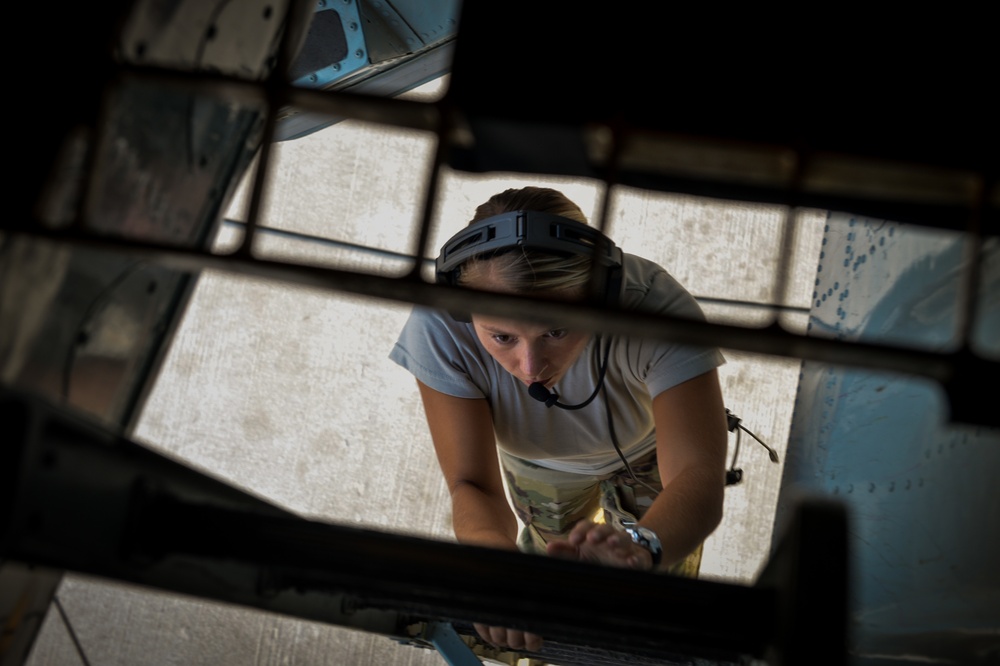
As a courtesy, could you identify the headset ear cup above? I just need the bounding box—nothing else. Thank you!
[437,269,471,323]
[594,263,624,310]
[606,264,624,309]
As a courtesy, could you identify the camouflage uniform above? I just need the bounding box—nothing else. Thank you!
[499,449,703,578]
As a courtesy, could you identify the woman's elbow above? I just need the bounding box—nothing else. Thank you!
[707,492,725,532]
[703,472,726,532]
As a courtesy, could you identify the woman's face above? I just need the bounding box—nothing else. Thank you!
[472,314,591,389]
[464,256,591,388]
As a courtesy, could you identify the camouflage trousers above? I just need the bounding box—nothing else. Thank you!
[498,449,702,578]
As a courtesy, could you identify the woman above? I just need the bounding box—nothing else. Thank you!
[389,186,729,650]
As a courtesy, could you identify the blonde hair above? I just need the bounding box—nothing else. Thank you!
[456,187,594,295]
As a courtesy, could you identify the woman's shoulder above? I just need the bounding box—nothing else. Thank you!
[399,306,476,344]
[621,252,669,285]
[393,306,482,364]
[403,304,457,327]
[391,306,492,398]
[620,253,703,318]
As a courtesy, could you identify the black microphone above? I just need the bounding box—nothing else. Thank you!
[529,382,559,407]
[527,337,610,411]
[528,381,603,410]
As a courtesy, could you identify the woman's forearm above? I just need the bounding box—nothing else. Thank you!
[449,480,520,551]
[640,464,725,567]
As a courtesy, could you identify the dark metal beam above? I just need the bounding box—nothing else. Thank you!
[2,386,847,666]
[4,225,996,429]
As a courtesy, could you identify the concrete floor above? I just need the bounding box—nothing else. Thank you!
[22,79,827,666]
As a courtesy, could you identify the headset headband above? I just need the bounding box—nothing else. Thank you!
[435,210,623,281]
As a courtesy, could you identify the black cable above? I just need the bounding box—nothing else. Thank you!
[726,427,744,486]
[740,423,780,463]
[598,336,661,496]
[53,595,93,666]
[728,427,742,472]
[724,410,779,486]
[539,335,610,410]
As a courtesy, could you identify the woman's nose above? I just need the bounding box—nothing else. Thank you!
[519,344,547,378]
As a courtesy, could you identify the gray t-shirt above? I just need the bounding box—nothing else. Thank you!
[388,253,725,474]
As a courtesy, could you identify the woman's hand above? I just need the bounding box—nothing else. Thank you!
[471,520,654,653]
[545,519,655,571]
[472,623,544,652]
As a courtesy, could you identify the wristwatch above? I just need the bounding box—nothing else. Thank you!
[624,525,662,568]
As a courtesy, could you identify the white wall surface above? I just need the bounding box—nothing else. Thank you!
[24,78,826,666]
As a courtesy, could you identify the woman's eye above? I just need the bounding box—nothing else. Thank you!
[546,329,568,339]
[492,334,512,344]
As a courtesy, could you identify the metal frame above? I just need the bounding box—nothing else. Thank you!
[4,1,997,665]
[3,386,846,666]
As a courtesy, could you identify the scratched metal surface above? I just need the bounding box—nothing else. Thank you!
[774,213,1000,666]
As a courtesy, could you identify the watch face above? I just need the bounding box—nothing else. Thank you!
[632,527,657,545]
[627,526,662,566]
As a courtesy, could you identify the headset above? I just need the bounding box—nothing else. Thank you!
[435,210,625,320]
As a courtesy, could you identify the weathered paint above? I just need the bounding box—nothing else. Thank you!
[775,212,1000,664]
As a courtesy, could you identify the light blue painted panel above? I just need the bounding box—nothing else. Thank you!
[774,213,1000,665]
